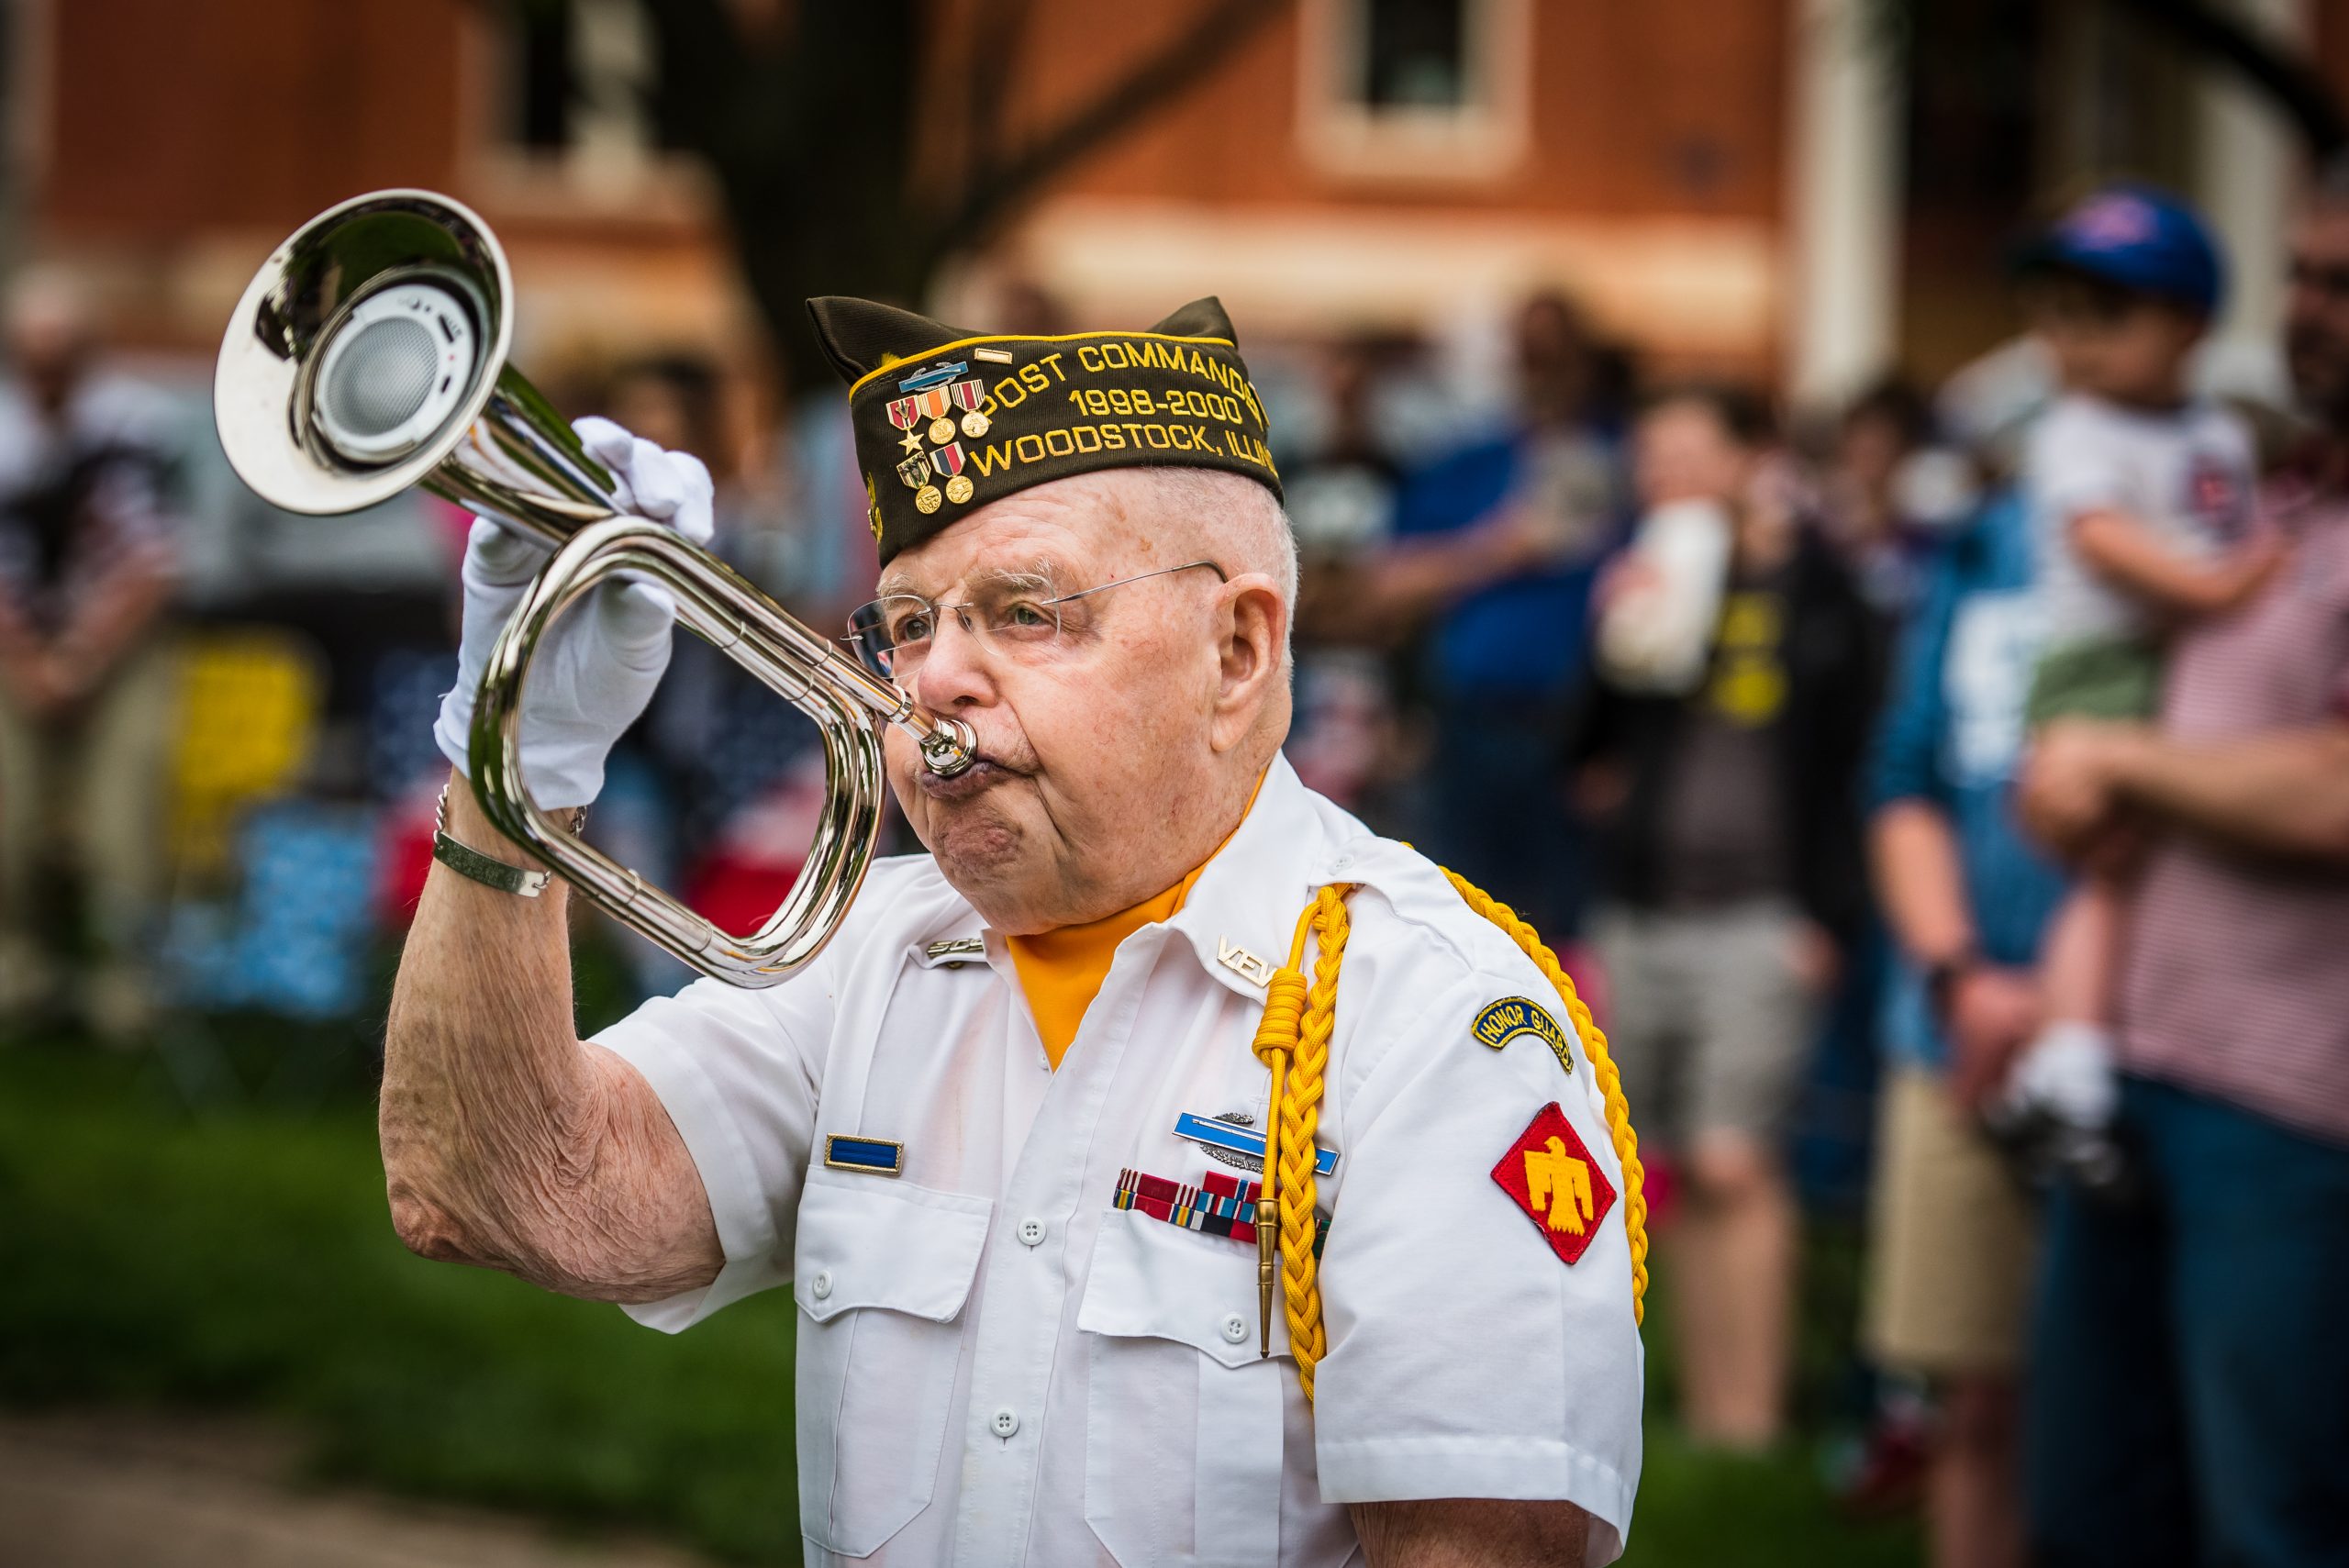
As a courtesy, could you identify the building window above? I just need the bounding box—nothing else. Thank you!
[1299,0,1531,180]
[477,0,704,209]
[1361,0,1471,107]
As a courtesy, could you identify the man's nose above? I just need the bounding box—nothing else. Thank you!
[908,609,996,715]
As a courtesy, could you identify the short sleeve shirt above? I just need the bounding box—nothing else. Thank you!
[596,756,1644,1565]
[0,376,181,631]
[2026,393,2255,647]
[2117,484,2349,1147]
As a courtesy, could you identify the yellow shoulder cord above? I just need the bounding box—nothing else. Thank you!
[1249,871,1650,1406]
[1248,884,1351,1400]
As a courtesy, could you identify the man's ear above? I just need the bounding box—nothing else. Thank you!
[1209,573,1286,753]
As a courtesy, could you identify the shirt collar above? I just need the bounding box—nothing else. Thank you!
[1163,754,1377,1004]
[920,755,1387,999]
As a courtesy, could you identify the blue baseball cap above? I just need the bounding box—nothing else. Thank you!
[2016,183,2226,317]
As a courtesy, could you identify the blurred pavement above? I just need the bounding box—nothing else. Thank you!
[0,1411,718,1568]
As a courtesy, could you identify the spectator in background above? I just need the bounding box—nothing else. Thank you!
[1998,186,2273,1193]
[2015,179,2349,1568]
[1820,377,1978,620]
[1285,333,1411,817]
[1862,484,2066,1568]
[0,272,183,1040]
[1569,386,1879,1447]
[1360,290,1624,934]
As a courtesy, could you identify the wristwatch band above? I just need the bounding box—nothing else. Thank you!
[432,785,584,898]
[1923,946,1982,1025]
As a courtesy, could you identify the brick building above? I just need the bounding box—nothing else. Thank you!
[9,0,2348,403]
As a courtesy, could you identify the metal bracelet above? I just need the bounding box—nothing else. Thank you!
[432,784,582,898]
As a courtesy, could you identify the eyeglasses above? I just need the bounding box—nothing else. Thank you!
[841,560,1228,681]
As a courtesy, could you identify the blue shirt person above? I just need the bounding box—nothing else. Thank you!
[1857,487,2069,1565]
[1870,489,2067,1076]
[1365,293,1625,937]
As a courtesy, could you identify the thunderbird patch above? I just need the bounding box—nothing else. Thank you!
[1492,1103,1614,1266]
[1473,995,1575,1078]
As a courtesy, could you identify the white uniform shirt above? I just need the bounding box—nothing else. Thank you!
[598,757,1644,1566]
[2026,391,2255,648]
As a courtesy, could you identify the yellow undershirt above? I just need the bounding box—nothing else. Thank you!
[1006,775,1263,1069]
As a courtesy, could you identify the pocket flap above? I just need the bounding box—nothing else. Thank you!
[1078,1208,1287,1369]
[794,1174,994,1324]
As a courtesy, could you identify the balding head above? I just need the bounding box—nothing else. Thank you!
[874,465,1297,932]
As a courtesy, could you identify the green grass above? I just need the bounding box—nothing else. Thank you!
[0,1035,1918,1567]
[0,1040,802,1562]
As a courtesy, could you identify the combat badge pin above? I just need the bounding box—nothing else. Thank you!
[1473,995,1575,1078]
[1174,1110,1340,1177]
[1492,1103,1615,1266]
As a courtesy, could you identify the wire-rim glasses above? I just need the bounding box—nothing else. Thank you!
[841,560,1228,681]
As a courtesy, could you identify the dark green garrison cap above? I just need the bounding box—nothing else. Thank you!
[805,295,1282,565]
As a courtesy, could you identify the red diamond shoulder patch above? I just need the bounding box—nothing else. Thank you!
[1492,1102,1617,1266]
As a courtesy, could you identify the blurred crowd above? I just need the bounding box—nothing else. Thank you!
[6,169,2349,1566]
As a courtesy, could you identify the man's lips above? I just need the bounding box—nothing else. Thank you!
[914,755,1026,802]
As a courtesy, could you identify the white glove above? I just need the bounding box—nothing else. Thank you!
[433,416,715,808]
[2002,1021,2120,1131]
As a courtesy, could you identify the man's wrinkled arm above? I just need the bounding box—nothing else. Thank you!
[381,772,722,1302]
[1351,1499,1591,1568]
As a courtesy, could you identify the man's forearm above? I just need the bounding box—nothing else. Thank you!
[1364,526,1517,621]
[2110,724,2349,864]
[1870,800,1976,967]
[382,772,720,1302]
[1351,1499,1589,1568]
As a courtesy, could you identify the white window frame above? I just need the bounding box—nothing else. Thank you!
[1296,0,1533,182]
[460,0,707,217]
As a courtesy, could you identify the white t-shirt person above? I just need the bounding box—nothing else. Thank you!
[2026,392,2256,651]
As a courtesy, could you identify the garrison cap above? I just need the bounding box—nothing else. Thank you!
[805,295,1282,565]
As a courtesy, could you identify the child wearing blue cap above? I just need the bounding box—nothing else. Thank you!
[2000,184,2284,1187]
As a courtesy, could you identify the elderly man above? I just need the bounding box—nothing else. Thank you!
[384,297,1644,1566]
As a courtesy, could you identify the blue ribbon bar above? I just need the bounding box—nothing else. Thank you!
[824,1134,905,1175]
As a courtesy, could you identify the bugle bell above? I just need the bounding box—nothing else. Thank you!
[214,188,974,987]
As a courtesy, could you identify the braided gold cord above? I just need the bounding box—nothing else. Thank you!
[1442,869,1650,1325]
[1252,867,1650,1410]
[1251,888,1350,1398]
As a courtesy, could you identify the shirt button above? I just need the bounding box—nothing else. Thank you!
[1220,1312,1249,1345]
[1017,1218,1046,1247]
[809,1269,833,1301]
[991,1407,1020,1439]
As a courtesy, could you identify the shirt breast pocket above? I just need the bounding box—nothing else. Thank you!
[793,1175,993,1559]
[1078,1209,1293,1568]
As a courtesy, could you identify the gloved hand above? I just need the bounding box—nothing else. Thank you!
[433,416,715,808]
